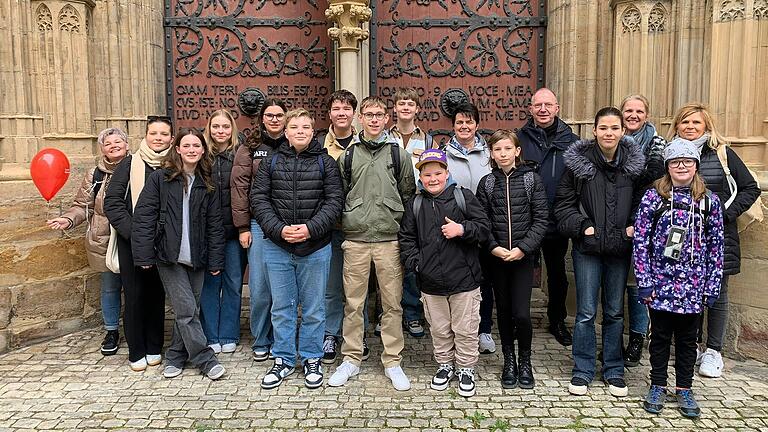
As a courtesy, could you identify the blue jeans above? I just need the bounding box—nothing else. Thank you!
[100,271,122,331]
[571,249,629,382]
[626,284,649,336]
[201,239,247,345]
[401,271,422,322]
[264,240,331,366]
[326,229,369,338]
[248,221,273,351]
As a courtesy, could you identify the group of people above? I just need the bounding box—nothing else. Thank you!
[47,86,761,418]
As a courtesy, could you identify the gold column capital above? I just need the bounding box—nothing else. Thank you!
[325,0,371,52]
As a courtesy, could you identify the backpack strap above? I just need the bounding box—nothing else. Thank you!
[343,144,355,184]
[413,194,423,219]
[269,153,279,175]
[390,143,402,180]
[425,132,437,150]
[91,168,105,200]
[453,186,467,216]
[523,171,534,202]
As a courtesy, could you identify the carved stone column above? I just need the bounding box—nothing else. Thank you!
[611,0,674,121]
[326,0,371,101]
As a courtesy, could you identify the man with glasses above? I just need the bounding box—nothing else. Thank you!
[328,96,416,391]
[517,88,579,347]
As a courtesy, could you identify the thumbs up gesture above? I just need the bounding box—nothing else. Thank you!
[441,217,464,239]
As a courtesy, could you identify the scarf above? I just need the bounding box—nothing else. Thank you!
[629,122,657,153]
[130,139,170,208]
[358,130,390,150]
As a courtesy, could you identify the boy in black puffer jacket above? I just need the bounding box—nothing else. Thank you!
[398,149,490,398]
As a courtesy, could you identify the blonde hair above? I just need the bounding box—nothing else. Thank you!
[359,96,388,113]
[285,108,315,128]
[204,109,239,155]
[667,102,726,150]
[487,129,523,168]
[393,87,420,107]
[654,172,709,202]
[620,94,650,114]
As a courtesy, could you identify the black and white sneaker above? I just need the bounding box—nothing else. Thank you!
[261,358,294,389]
[322,336,337,364]
[303,358,323,389]
[100,330,119,356]
[430,363,455,391]
[457,367,476,397]
[362,339,370,361]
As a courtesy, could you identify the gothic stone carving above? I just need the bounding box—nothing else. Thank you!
[648,3,666,32]
[37,4,53,32]
[58,4,81,33]
[719,0,745,21]
[621,6,641,33]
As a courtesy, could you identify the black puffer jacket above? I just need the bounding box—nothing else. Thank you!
[212,148,237,239]
[251,139,343,256]
[475,163,550,255]
[131,169,225,271]
[698,144,761,275]
[517,117,579,236]
[554,138,645,257]
[104,154,157,240]
[398,184,490,296]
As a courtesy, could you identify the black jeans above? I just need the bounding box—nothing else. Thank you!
[541,235,569,325]
[117,236,166,362]
[491,257,534,351]
[698,275,729,351]
[649,309,700,388]
[479,252,494,334]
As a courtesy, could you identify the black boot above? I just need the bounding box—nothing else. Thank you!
[501,345,517,388]
[518,350,535,389]
[624,331,645,367]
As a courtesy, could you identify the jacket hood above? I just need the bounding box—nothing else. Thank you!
[563,137,645,180]
[445,133,488,158]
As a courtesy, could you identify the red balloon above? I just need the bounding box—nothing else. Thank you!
[30,148,70,201]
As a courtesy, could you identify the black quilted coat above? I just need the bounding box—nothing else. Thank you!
[251,139,343,256]
[211,148,237,240]
[475,163,550,256]
[554,137,645,257]
[698,144,760,275]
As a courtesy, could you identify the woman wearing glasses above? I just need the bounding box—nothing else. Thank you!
[231,98,288,362]
[667,103,760,379]
[105,116,174,371]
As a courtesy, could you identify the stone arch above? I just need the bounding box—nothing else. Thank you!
[755,0,768,19]
[621,6,642,33]
[36,3,53,32]
[58,4,81,33]
[648,3,667,33]
[719,0,745,21]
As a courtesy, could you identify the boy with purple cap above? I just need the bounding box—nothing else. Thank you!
[398,149,491,397]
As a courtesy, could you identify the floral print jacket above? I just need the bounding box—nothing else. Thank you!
[633,187,724,314]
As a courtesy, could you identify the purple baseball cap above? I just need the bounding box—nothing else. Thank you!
[415,148,448,170]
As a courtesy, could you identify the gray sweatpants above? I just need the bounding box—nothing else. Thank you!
[157,263,219,374]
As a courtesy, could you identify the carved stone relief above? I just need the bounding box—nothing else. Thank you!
[621,6,642,33]
[719,0,745,21]
[58,4,81,32]
[648,3,666,32]
[37,4,53,32]
[754,0,768,19]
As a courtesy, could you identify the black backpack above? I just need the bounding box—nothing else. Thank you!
[343,142,401,186]
[483,171,535,202]
[91,168,105,199]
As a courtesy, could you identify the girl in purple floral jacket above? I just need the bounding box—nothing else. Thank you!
[633,138,724,419]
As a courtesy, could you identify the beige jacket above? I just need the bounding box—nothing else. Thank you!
[61,157,122,272]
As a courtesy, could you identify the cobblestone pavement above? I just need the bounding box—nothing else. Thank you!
[1,302,767,432]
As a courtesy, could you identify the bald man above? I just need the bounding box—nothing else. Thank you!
[517,88,579,347]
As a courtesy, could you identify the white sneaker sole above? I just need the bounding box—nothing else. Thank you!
[607,385,629,397]
[430,380,451,391]
[458,386,476,397]
[568,383,588,396]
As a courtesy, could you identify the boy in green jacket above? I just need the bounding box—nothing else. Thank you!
[328,96,416,391]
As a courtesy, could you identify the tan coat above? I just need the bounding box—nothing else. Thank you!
[61,157,122,272]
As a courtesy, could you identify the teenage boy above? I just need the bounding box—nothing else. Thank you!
[388,87,436,338]
[328,96,416,391]
[398,149,490,397]
[316,90,370,364]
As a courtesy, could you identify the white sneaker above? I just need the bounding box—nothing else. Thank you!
[384,365,411,391]
[695,346,704,366]
[328,361,360,387]
[145,354,162,366]
[129,357,147,372]
[221,343,237,353]
[478,333,496,354]
[208,343,222,354]
[698,348,724,378]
